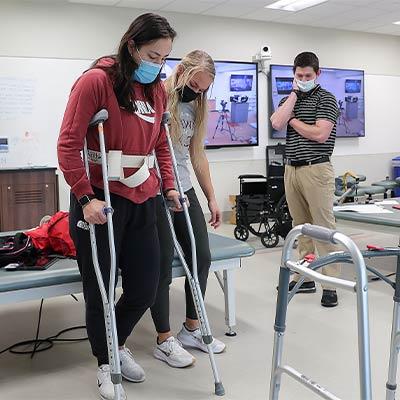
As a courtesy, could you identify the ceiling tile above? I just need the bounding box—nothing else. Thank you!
[242,8,297,21]
[329,0,381,6]
[367,24,400,35]
[116,0,173,9]
[160,0,219,13]
[285,12,373,29]
[340,13,400,30]
[19,0,400,37]
[365,0,400,12]
[201,3,263,18]
[69,0,119,4]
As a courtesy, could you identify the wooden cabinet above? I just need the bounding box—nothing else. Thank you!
[0,168,59,231]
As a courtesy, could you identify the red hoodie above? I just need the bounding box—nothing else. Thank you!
[57,58,174,204]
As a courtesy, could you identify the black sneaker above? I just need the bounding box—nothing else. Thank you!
[321,290,338,308]
[276,280,316,293]
[289,280,316,294]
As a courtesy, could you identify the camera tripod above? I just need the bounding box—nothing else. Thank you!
[213,100,237,141]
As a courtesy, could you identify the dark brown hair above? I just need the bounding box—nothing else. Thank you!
[92,13,176,112]
[293,52,319,73]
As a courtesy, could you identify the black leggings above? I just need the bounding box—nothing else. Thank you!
[69,188,160,366]
[150,188,211,334]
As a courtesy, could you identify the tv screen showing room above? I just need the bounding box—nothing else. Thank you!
[345,79,362,93]
[230,74,253,91]
[269,64,365,139]
[161,59,258,149]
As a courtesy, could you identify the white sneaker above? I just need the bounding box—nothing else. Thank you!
[97,364,127,400]
[119,346,146,383]
[177,324,226,354]
[154,336,196,368]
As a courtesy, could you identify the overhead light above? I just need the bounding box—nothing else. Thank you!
[393,21,400,25]
[266,0,328,12]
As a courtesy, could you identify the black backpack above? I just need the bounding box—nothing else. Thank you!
[0,233,39,268]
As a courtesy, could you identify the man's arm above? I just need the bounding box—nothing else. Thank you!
[270,92,298,132]
[288,118,334,143]
[289,91,338,143]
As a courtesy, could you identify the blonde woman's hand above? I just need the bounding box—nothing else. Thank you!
[208,199,221,229]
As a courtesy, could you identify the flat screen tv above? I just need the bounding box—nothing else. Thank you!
[269,64,365,139]
[161,59,258,149]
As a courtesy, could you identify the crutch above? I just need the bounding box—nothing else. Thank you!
[83,109,124,400]
[154,111,225,396]
[269,224,372,400]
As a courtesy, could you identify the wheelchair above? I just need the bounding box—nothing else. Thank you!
[233,175,292,248]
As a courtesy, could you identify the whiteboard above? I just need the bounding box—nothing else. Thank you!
[0,56,92,168]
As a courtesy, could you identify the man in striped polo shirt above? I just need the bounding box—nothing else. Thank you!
[270,52,340,308]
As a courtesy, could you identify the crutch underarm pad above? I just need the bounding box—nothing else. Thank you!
[89,109,109,126]
[301,224,337,244]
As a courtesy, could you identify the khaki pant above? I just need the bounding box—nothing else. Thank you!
[284,162,341,289]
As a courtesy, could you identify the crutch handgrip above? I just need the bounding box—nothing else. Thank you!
[162,111,171,125]
[89,109,109,127]
[102,206,114,215]
[301,224,337,244]
[165,196,188,210]
[179,195,187,205]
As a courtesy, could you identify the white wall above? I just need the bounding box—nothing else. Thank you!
[1,1,400,213]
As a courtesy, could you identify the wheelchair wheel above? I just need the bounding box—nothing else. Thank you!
[234,225,249,241]
[261,230,279,248]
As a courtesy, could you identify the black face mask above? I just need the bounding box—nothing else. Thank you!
[178,85,200,103]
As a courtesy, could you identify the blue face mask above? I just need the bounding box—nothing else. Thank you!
[132,48,162,84]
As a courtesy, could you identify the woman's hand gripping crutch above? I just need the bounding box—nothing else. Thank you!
[154,111,225,396]
[83,109,124,400]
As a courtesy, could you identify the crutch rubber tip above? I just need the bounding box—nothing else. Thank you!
[386,382,397,391]
[225,330,237,337]
[203,335,213,345]
[215,382,225,396]
[111,373,122,384]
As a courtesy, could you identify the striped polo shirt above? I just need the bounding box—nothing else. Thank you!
[279,85,339,162]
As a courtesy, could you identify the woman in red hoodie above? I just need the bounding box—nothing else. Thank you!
[57,13,179,400]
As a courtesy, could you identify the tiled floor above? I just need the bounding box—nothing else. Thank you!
[0,221,398,399]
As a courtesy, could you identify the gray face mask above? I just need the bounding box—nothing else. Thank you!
[296,78,316,92]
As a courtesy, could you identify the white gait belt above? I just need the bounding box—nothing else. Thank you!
[87,149,155,188]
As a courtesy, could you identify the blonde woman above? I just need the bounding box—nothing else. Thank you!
[150,50,226,368]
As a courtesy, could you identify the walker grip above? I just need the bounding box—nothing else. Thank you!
[301,224,337,244]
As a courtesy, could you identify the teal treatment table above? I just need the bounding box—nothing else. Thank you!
[334,200,400,399]
[0,232,254,336]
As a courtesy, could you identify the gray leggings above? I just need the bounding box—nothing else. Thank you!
[150,188,211,333]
